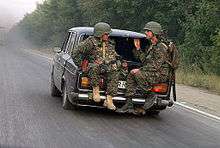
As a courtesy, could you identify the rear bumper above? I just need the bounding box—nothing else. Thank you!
[69,92,174,108]
[78,94,145,103]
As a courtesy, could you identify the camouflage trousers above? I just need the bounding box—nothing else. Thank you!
[88,63,120,96]
[125,68,168,97]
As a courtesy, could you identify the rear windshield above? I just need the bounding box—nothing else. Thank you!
[79,35,150,62]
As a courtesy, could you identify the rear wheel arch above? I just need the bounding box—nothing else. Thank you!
[50,68,61,97]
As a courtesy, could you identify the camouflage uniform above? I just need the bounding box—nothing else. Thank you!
[74,36,120,96]
[117,21,171,114]
[125,42,170,97]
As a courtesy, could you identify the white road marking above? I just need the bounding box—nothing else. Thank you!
[26,49,220,121]
[176,102,220,121]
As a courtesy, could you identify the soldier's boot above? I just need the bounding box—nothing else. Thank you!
[143,94,157,110]
[116,98,135,113]
[103,95,116,110]
[134,94,156,115]
[93,86,101,102]
[134,107,146,115]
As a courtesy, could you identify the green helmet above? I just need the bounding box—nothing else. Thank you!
[94,22,112,37]
[144,21,162,35]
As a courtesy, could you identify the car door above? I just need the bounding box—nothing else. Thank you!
[53,31,77,91]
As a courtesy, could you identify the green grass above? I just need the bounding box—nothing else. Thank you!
[176,69,220,94]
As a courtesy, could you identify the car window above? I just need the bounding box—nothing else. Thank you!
[72,33,88,53]
[64,32,77,54]
[66,32,77,54]
[61,32,71,51]
[78,33,88,43]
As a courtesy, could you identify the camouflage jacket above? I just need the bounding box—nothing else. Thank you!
[73,36,120,66]
[133,41,170,79]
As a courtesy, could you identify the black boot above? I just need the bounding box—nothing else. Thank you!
[116,98,135,113]
[143,94,157,110]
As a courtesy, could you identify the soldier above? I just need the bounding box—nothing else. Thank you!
[73,22,121,110]
[117,21,171,114]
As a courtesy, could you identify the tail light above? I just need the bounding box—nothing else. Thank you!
[151,83,168,93]
[81,77,90,88]
[80,77,105,89]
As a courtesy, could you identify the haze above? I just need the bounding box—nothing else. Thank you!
[0,0,43,30]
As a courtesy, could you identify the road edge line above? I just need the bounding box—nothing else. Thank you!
[25,49,220,121]
[176,102,220,121]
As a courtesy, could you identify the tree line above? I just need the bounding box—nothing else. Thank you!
[12,0,220,75]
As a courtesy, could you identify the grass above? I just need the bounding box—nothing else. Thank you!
[176,69,220,94]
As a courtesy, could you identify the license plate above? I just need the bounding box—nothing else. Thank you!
[118,81,126,89]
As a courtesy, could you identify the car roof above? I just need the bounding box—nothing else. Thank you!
[69,27,145,38]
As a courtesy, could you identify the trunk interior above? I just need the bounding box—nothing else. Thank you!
[78,36,168,95]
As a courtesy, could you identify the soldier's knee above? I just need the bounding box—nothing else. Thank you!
[131,69,141,75]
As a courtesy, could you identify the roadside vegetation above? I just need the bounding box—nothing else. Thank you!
[176,67,220,94]
[10,0,220,92]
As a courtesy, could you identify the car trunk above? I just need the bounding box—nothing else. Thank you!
[78,36,142,92]
[78,36,169,96]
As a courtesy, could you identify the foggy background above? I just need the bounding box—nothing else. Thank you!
[0,0,43,47]
[0,0,43,30]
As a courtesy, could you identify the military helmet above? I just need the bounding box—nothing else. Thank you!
[94,22,112,37]
[144,21,162,35]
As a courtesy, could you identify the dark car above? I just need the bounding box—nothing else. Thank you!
[50,27,175,114]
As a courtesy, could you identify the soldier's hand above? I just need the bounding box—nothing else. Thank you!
[134,39,141,50]
[131,69,140,75]
[122,60,128,68]
[111,63,117,70]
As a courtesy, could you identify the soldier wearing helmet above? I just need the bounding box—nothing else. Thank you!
[117,21,170,114]
[73,22,121,110]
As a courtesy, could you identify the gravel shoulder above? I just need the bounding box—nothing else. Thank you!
[176,84,220,117]
[28,48,220,117]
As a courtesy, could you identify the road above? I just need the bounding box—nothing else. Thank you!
[0,46,220,148]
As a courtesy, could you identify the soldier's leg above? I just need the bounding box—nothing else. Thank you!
[103,70,119,110]
[116,72,137,113]
[117,69,150,114]
[88,64,101,102]
[106,70,119,97]
[135,71,157,114]
[126,72,140,97]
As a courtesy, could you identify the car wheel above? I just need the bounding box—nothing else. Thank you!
[50,73,61,97]
[62,83,74,110]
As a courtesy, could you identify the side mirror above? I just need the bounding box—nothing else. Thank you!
[53,47,62,53]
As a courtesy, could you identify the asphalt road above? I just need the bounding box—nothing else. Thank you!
[0,46,220,148]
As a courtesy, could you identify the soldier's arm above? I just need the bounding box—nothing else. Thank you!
[72,37,94,66]
[154,43,168,68]
[132,38,146,62]
[77,37,94,54]
[132,48,146,63]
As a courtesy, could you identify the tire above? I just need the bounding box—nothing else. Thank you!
[62,83,74,110]
[50,73,61,97]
